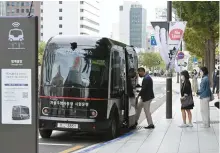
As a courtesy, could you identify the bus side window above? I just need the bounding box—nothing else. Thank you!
[111,50,121,97]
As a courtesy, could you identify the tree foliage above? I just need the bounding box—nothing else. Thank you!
[183,28,205,58]
[173,1,219,53]
[173,1,219,82]
[173,1,219,38]
[38,41,46,65]
[138,52,165,69]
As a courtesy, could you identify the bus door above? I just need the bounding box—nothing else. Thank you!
[125,48,138,127]
[110,47,127,124]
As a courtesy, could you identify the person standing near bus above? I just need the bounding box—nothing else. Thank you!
[136,67,155,129]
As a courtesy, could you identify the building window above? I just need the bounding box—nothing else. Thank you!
[59,24,62,28]
[80,9,84,12]
[11,2,15,6]
[21,9,24,13]
[21,2,24,6]
[16,9,20,13]
[80,25,99,33]
[59,16,62,20]
[16,2,20,6]
[41,17,43,20]
[26,9,29,13]
[25,2,29,6]
[59,1,62,4]
[31,9,34,13]
[59,32,62,35]
[41,25,43,28]
[11,9,15,13]
[80,17,99,26]
[7,2,10,6]
[41,33,43,36]
[41,2,43,5]
[41,9,43,13]
[119,6,123,11]
[59,9,62,12]
[80,1,83,4]
[80,32,88,35]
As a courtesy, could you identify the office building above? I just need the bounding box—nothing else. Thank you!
[111,22,119,41]
[130,2,146,48]
[41,1,100,42]
[119,1,133,45]
[0,2,6,16]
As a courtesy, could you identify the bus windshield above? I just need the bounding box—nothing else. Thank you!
[21,107,29,114]
[42,43,109,89]
[10,29,22,37]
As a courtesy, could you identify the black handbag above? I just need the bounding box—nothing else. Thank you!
[181,82,194,107]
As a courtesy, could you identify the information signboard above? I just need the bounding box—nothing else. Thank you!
[0,16,38,153]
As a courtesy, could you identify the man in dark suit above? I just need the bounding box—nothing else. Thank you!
[136,67,155,129]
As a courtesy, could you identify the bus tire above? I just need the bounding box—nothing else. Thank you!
[39,129,52,138]
[105,110,120,140]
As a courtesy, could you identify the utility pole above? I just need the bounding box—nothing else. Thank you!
[166,1,172,119]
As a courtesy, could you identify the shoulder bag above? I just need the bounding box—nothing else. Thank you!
[181,82,194,107]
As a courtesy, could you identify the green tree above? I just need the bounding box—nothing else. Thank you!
[138,52,165,69]
[173,1,219,84]
[184,28,205,58]
[38,41,46,65]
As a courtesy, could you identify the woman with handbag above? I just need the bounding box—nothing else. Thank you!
[197,67,212,128]
[180,70,194,128]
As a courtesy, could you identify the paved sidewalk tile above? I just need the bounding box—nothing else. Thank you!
[73,91,219,153]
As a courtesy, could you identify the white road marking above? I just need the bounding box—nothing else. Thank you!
[39,143,72,146]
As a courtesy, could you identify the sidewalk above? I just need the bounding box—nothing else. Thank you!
[73,86,219,153]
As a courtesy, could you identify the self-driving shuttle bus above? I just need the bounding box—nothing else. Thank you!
[39,35,138,139]
[12,105,30,120]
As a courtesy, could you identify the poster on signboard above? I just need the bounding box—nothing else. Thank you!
[1,69,32,124]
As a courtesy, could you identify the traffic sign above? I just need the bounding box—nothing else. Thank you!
[151,35,157,46]
[193,57,197,63]
[177,51,184,59]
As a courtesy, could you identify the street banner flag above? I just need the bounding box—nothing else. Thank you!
[151,21,170,68]
[168,21,187,70]
[151,21,187,71]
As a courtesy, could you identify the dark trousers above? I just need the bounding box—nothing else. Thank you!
[213,83,217,93]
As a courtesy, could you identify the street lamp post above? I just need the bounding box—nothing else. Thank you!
[166,1,172,119]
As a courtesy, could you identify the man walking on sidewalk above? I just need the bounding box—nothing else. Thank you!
[136,67,155,129]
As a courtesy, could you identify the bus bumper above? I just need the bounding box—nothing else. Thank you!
[39,116,110,132]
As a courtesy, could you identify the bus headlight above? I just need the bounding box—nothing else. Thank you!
[89,109,98,118]
[42,107,49,116]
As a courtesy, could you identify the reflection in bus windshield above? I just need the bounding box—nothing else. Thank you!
[43,45,109,89]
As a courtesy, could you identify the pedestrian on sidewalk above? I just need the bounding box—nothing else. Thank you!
[212,68,217,93]
[197,67,211,128]
[192,69,199,96]
[216,68,219,96]
[136,67,155,129]
[179,70,194,128]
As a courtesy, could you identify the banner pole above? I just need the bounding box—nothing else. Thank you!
[166,1,172,119]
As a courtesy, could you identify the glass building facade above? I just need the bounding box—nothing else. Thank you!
[129,3,146,48]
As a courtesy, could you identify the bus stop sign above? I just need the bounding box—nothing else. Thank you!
[0,17,38,153]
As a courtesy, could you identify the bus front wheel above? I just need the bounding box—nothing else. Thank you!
[39,129,52,138]
[105,111,120,140]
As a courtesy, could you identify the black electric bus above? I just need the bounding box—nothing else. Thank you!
[39,35,138,139]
